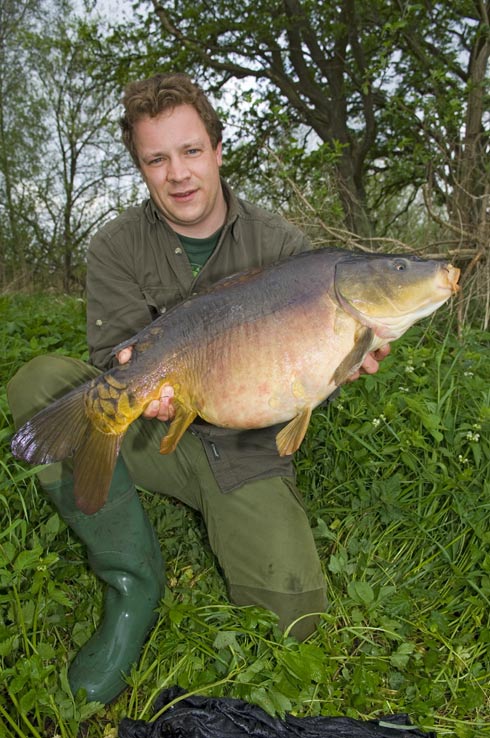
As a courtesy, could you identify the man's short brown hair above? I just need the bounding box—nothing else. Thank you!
[120,72,223,166]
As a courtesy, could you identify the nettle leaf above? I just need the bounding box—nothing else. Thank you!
[168,605,186,626]
[21,599,36,628]
[471,443,482,467]
[19,688,39,714]
[80,701,105,720]
[13,546,44,573]
[37,641,57,659]
[347,580,375,606]
[47,580,72,607]
[269,690,292,717]
[0,570,14,587]
[58,665,72,698]
[42,514,61,540]
[281,646,324,683]
[9,671,30,694]
[0,541,17,565]
[250,686,277,716]
[213,630,240,651]
[390,641,415,669]
[0,636,16,657]
[72,620,94,648]
[328,548,349,574]
[314,517,336,541]
[236,658,269,683]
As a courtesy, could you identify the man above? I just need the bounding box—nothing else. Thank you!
[7,73,389,705]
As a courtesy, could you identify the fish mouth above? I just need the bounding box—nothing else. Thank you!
[443,264,461,293]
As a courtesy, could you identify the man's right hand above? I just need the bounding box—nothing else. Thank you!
[116,345,176,421]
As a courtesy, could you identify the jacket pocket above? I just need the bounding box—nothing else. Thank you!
[142,287,184,319]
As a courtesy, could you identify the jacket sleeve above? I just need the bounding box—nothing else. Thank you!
[86,229,154,370]
[279,223,313,259]
[250,206,313,265]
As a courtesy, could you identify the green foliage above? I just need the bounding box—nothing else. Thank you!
[1,295,490,736]
[0,1,137,293]
[106,0,490,244]
[296,318,490,734]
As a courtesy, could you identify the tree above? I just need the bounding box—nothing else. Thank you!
[25,15,134,291]
[0,0,138,291]
[127,0,392,235]
[0,0,45,285]
[109,0,489,250]
[374,0,489,323]
[375,2,489,247]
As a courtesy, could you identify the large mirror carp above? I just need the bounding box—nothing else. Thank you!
[11,248,460,513]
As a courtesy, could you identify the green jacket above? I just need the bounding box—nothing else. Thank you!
[86,181,311,492]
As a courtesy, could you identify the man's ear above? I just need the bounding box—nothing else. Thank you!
[215,140,223,167]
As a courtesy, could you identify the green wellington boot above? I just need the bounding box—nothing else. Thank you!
[44,459,165,704]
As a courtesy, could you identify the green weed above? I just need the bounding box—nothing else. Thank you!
[1,294,489,736]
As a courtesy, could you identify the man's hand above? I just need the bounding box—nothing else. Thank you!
[116,346,176,421]
[346,343,391,382]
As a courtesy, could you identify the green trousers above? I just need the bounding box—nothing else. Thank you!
[8,355,326,639]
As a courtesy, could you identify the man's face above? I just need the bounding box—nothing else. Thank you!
[133,104,225,237]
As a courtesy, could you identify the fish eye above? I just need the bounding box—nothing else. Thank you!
[393,259,407,271]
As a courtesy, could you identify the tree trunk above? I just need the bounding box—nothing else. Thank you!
[450,6,490,248]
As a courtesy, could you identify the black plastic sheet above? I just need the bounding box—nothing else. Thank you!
[118,686,435,738]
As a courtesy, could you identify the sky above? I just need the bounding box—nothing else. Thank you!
[74,0,135,23]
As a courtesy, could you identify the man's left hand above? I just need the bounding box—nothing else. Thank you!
[346,344,391,382]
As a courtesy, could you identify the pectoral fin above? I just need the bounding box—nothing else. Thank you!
[275,406,312,456]
[333,326,374,386]
[160,404,197,455]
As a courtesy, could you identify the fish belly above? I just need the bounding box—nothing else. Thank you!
[193,298,358,429]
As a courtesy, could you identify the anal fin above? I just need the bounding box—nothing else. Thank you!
[275,406,312,456]
[160,405,197,455]
[73,428,124,515]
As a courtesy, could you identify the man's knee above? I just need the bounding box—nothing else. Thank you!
[203,475,327,639]
[229,583,327,641]
[7,355,98,428]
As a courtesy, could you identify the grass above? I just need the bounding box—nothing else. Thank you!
[0,292,489,737]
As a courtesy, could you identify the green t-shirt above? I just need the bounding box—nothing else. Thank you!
[178,229,223,277]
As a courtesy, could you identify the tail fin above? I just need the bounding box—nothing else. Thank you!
[11,386,124,515]
[11,385,90,465]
